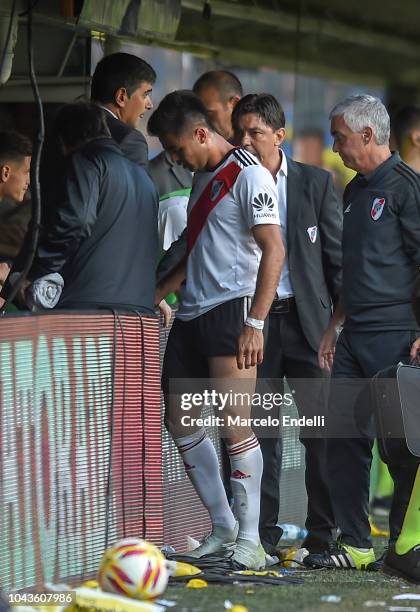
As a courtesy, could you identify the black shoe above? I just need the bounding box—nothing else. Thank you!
[383,544,420,584]
[303,541,375,570]
[370,495,392,517]
[301,535,333,555]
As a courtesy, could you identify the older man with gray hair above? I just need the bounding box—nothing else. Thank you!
[304,95,420,572]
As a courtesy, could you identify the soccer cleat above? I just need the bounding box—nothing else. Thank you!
[229,538,266,570]
[383,544,420,584]
[303,541,376,570]
[188,523,239,558]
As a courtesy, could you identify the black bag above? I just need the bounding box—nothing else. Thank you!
[371,363,420,465]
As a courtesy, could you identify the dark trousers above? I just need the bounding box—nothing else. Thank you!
[328,329,419,548]
[255,304,335,548]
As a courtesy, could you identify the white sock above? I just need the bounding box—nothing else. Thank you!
[228,434,263,544]
[174,428,236,531]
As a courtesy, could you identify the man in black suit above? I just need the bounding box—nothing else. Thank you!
[91,52,156,167]
[232,94,342,556]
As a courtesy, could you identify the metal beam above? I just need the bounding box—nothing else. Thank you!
[181,0,420,58]
[57,31,78,77]
[0,77,90,102]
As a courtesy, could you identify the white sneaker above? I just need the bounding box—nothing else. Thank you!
[188,523,239,558]
[230,537,266,570]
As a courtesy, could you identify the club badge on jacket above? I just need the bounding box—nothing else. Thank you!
[371,197,385,221]
[307,226,318,243]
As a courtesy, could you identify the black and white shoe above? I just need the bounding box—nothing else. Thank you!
[303,541,375,570]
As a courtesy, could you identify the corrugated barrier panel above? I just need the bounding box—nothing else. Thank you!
[0,312,162,592]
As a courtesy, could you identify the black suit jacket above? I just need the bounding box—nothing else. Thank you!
[105,114,148,167]
[285,157,342,351]
[148,150,192,197]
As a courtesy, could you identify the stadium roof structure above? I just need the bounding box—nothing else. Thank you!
[178,0,420,87]
[1,0,420,96]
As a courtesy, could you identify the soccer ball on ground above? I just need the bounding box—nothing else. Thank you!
[98,538,169,600]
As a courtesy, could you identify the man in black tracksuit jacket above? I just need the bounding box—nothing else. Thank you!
[305,95,420,571]
[28,103,158,312]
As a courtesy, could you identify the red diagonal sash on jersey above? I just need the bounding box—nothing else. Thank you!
[187,161,241,254]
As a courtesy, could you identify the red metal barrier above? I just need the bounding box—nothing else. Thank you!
[0,312,163,591]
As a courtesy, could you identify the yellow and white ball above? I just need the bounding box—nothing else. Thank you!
[98,538,169,600]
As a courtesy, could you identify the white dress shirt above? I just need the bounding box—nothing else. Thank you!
[276,151,294,299]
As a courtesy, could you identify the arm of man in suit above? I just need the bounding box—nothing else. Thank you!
[120,130,149,168]
[318,172,343,306]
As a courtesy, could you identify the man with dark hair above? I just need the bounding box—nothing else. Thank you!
[156,71,244,281]
[392,106,420,173]
[150,90,284,570]
[91,52,156,167]
[193,70,243,141]
[27,102,158,311]
[0,131,31,204]
[0,131,32,294]
[232,93,342,557]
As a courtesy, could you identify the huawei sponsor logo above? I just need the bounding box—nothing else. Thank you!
[253,192,274,211]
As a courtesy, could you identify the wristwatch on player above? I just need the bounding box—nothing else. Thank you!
[245,316,264,331]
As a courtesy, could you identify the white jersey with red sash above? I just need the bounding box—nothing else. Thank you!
[177,147,280,321]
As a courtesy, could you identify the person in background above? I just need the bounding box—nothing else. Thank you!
[0,131,32,302]
[193,70,243,141]
[293,127,354,195]
[392,105,420,173]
